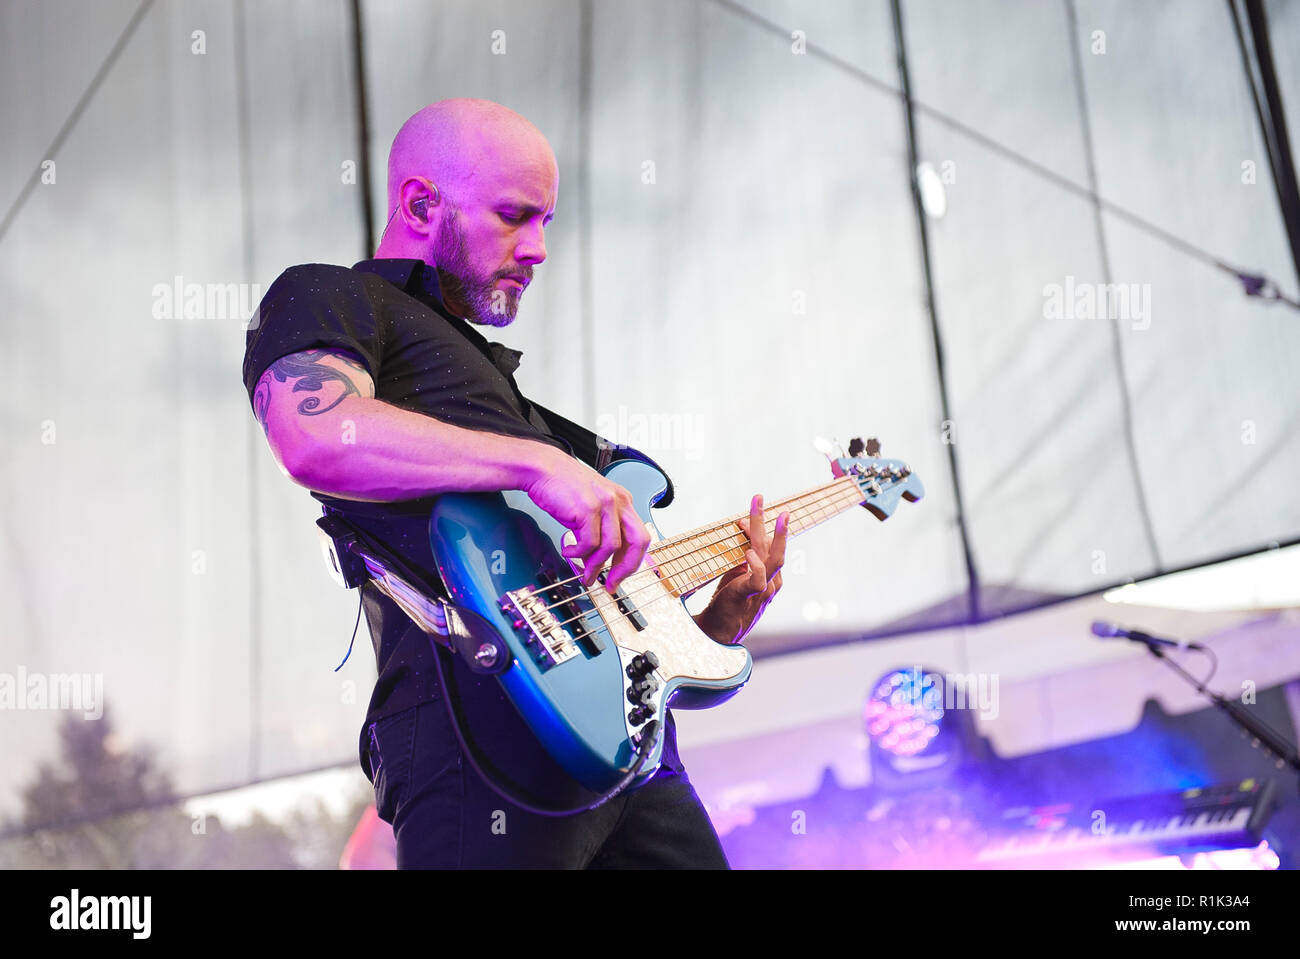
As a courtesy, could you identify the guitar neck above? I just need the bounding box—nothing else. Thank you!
[647,474,864,597]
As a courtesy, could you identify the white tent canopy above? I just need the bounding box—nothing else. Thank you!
[2,0,1298,816]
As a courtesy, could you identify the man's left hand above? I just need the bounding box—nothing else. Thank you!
[693,494,789,645]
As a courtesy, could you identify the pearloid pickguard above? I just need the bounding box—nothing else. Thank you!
[581,532,748,685]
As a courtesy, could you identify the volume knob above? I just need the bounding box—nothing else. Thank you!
[626,678,657,706]
[627,650,661,678]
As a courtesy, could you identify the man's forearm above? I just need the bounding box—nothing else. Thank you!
[285,395,559,502]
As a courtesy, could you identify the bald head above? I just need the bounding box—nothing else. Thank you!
[386,98,556,215]
[377,99,559,327]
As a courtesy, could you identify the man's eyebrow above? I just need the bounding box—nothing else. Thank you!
[499,198,554,219]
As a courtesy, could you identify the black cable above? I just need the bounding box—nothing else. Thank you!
[333,591,364,672]
[429,637,660,817]
[1196,643,1219,688]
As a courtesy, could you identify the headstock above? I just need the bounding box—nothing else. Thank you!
[830,436,924,521]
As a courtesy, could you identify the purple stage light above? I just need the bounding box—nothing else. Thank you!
[865,667,945,758]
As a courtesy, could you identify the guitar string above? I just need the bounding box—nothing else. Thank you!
[527,467,883,600]
[524,480,886,643]
[562,484,870,633]
[527,476,864,618]
[538,487,866,650]
[536,479,880,634]
[533,467,909,615]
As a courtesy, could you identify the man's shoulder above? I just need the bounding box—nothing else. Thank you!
[251,262,397,334]
[244,263,385,384]
[262,262,368,300]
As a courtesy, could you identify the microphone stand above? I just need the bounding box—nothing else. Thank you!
[1138,636,1300,788]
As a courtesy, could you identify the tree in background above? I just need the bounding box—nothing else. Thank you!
[0,701,371,868]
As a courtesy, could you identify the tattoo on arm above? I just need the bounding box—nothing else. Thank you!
[254,349,367,435]
[253,378,273,437]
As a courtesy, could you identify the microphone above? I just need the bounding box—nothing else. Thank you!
[1091,621,1204,651]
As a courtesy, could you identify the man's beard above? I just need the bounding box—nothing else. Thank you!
[432,207,521,328]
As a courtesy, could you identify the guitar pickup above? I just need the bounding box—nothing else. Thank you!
[597,570,647,631]
[539,571,605,655]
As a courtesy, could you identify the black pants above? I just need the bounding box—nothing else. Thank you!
[367,666,730,869]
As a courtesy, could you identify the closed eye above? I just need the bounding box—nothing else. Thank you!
[499,208,553,226]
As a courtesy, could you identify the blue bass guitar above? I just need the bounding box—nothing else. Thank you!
[414,440,924,794]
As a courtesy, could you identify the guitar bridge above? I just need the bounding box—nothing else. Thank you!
[501,578,588,670]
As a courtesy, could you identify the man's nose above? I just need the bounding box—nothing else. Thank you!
[515,223,546,265]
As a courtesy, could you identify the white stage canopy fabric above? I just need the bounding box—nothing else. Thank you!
[2,0,1298,815]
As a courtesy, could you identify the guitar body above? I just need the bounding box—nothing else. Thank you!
[430,459,751,793]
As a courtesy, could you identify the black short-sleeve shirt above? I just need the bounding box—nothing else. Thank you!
[242,259,684,781]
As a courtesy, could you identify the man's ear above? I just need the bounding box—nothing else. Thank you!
[398,177,439,229]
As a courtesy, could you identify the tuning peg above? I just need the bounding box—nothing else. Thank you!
[848,437,881,458]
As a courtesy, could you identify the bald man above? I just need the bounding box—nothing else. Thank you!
[243,99,787,868]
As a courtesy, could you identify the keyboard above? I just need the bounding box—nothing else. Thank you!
[976,778,1277,865]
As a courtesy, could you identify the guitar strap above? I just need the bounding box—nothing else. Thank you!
[434,304,675,507]
[528,400,675,509]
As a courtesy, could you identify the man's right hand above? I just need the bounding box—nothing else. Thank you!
[523,445,653,594]
[252,346,653,592]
